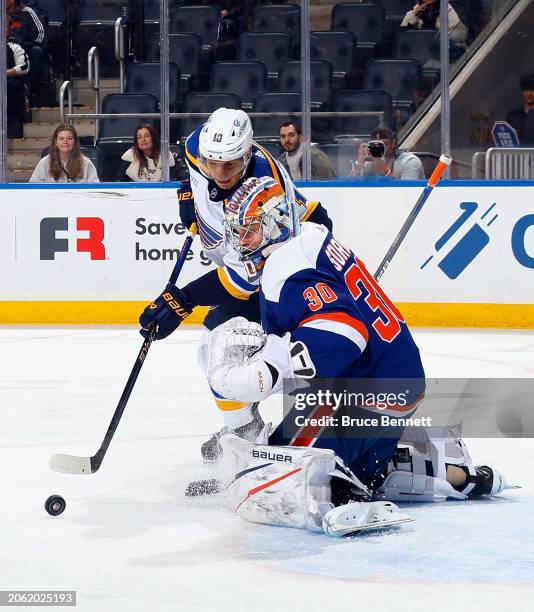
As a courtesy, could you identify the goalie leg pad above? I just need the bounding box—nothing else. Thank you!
[221,435,335,532]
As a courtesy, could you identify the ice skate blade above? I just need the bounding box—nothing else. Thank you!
[49,454,92,474]
[322,501,414,537]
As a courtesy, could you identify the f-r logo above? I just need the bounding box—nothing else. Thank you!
[40,217,106,260]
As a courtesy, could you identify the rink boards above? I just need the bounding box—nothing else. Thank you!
[0,180,533,327]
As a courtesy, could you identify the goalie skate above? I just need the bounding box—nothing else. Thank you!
[322,501,414,538]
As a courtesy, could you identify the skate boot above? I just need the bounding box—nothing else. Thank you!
[201,404,264,462]
[467,465,519,498]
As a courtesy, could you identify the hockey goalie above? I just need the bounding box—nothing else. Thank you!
[204,176,515,537]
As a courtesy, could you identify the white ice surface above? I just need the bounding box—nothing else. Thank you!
[1,327,534,612]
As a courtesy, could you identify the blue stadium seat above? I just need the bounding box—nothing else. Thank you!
[252,92,302,142]
[125,62,181,110]
[277,60,333,109]
[376,0,415,29]
[363,59,422,118]
[170,5,220,51]
[393,29,440,81]
[238,33,291,80]
[310,31,356,87]
[330,89,393,139]
[330,3,384,55]
[148,33,202,92]
[251,4,301,44]
[74,0,124,76]
[210,61,267,110]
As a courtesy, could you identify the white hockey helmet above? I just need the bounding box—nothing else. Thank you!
[198,108,253,174]
[225,176,300,281]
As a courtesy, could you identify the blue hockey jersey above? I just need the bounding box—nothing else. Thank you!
[260,222,425,382]
[262,223,425,480]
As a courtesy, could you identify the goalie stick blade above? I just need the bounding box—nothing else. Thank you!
[49,453,95,475]
[185,478,223,497]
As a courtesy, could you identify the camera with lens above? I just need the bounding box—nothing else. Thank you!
[367,140,386,158]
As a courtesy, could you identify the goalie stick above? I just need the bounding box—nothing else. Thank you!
[49,225,198,475]
[374,154,452,281]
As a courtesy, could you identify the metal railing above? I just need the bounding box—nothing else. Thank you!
[88,47,101,141]
[472,148,534,179]
[485,147,534,179]
[115,17,126,93]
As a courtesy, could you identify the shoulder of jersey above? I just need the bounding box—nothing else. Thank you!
[184,127,202,167]
[262,223,330,303]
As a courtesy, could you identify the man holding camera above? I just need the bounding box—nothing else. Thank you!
[351,126,425,180]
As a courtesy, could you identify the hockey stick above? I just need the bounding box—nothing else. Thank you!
[49,225,198,475]
[374,154,452,281]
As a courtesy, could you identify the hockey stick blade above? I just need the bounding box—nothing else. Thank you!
[49,453,95,475]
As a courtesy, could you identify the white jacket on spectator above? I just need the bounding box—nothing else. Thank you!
[29,155,100,183]
[400,4,468,46]
[7,40,29,76]
[120,148,175,182]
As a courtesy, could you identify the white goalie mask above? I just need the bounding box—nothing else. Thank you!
[198,108,253,181]
[225,176,300,281]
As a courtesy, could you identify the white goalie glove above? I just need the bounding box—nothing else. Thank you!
[207,316,316,403]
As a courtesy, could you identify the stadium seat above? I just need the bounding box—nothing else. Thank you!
[170,5,220,51]
[252,93,302,142]
[277,60,333,109]
[258,141,283,159]
[238,33,291,80]
[125,62,181,110]
[210,61,267,110]
[393,29,440,81]
[330,89,393,139]
[96,93,159,179]
[363,59,422,116]
[376,0,415,29]
[96,93,158,148]
[74,0,124,76]
[310,31,356,87]
[180,92,242,141]
[251,4,301,46]
[148,33,202,92]
[330,3,384,55]
[38,0,66,68]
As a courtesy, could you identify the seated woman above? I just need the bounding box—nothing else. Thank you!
[29,124,99,183]
[117,124,177,182]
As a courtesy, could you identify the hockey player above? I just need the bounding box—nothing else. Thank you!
[202,176,514,536]
[139,108,332,461]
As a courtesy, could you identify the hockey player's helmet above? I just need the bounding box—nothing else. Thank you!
[198,108,253,182]
[225,176,300,280]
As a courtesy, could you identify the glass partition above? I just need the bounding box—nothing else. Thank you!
[1,0,533,183]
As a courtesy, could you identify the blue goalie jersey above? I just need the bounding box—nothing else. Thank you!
[262,223,426,481]
[260,223,425,382]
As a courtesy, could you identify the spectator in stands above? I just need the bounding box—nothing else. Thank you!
[6,14,29,139]
[278,121,337,180]
[505,74,534,146]
[29,124,99,183]
[400,0,468,59]
[116,124,178,182]
[7,0,49,106]
[351,126,425,180]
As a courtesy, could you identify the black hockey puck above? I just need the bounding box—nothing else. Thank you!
[45,495,66,516]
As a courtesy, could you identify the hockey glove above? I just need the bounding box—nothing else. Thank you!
[139,284,194,340]
[177,180,197,230]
